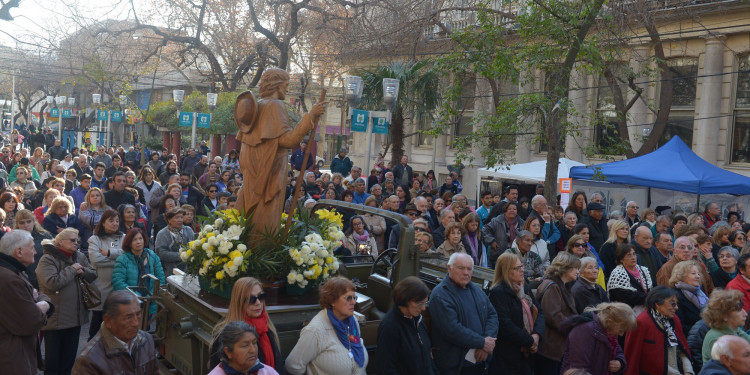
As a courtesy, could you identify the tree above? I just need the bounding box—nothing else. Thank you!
[357,60,441,164]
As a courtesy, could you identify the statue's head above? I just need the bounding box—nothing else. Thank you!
[259,68,290,99]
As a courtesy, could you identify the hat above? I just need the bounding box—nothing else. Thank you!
[403,203,419,214]
[339,147,347,153]
[587,202,605,211]
[655,206,672,216]
[234,91,258,134]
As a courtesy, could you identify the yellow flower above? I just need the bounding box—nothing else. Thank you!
[216,271,224,280]
[206,232,215,238]
[186,249,193,257]
[326,256,334,264]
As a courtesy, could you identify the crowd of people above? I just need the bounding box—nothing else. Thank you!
[5,129,750,375]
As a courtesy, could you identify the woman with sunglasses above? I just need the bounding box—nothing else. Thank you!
[86,209,124,340]
[112,228,165,317]
[730,230,747,253]
[210,277,284,374]
[286,277,368,374]
[10,166,36,205]
[566,234,605,289]
[36,228,97,375]
[14,209,52,290]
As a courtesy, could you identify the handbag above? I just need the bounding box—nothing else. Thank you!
[77,275,101,309]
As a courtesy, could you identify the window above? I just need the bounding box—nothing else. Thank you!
[731,54,750,163]
[453,75,476,138]
[658,57,697,147]
[489,79,518,150]
[594,63,629,154]
[538,67,566,153]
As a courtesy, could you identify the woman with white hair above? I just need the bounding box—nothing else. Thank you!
[571,256,609,314]
[710,246,740,289]
[42,196,83,235]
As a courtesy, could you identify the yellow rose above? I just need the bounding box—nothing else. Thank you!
[216,271,224,280]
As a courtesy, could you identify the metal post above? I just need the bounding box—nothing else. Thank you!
[10,74,15,131]
[107,112,112,146]
[364,113,373,178]
[191,112,197,149]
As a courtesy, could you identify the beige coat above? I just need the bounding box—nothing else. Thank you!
[436,240,466,259]
[344,234,379,257]
[88,233,125,311]
[285,309,368,375]
[362,213,386,250]
[36,244,97,330]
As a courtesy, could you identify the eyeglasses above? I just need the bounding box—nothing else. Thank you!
[247,292,266,305]
[406,212,419,217]
[628,206,639,209]
[55,170,64,174]
[66,238,79,243]
[415,299,429,308]
[344,295,358,303]
[573,243,586,248]
[208,190,217,193]
[513,265,524,271]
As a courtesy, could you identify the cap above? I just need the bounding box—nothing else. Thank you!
[587,202,605,211]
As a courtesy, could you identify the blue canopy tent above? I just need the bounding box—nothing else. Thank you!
[569,137,750,207]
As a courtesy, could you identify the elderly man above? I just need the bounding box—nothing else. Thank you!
[654,232,673,263]
[656,236,714,294]
[727,254,750,313]
[180,148,202,175]
[72,290,158,374]
[527,195,561,245]
[433,208,456,249]
[344,166,364,187]
[703,202,722,229]
[415,196,438,229]
[625,201,641,228]
[352,177,370,204]
[0,230,54,374]
[430,253,498,374]
[633,225,665,280]
[92,146,112,169]
[651,215,671,237]
[699,335,750,375]
[583,202,608,250]
[192,155,209,180]
[71,153,94,182]
[391,155,413,187]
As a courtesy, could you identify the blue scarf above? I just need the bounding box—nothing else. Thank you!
[219,360,264,375]
[326,308,365,367]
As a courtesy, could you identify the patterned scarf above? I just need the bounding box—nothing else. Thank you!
[650,309,679,347]
[326,308,365,367]
[513,281,533,334]
[168,226,185,245]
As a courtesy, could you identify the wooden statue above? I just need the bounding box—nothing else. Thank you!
[234,68,326,234]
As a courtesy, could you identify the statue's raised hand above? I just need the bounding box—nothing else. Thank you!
[310,102,327,123]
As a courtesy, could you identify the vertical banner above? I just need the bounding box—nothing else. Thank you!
[62,109,72,118]
[50,108,60,117]
[97,110,108,121]
[372,116,389,134]
[110,111,122,122]
[179,112,193,127]
[137,91,151,110]
[559,178,572,211]
[350,109,368,132]
[197,113,211,128]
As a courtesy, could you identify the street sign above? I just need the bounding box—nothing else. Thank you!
[372,116,389,134]
[197,113,211,128]
[50,108,60,117]
[111,111,122,122]
[97,110,108,121]
[179,112,193,127]
[351,109,368,132]
[62,109,72,118]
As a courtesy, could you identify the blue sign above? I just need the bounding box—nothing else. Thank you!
[179,112,193,127]
[197,113,211,128]
[62,109,72,118]
[372,116,389,134]
[351,109,368,132]
[49,108,60,117]
[111,111,122,122]
[97,110,108,121]
[137,91,150,110]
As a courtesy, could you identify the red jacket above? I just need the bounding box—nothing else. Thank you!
[726,274,750,312]
[624,310,690,375]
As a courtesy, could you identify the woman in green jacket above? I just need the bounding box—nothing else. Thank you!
[112,228,165,316]
[701,288,750,363]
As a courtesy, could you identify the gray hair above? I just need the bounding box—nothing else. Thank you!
[103,290,140,318]
[591,193,604,200]
[214,321,258,362]
[518,230,533,241]
[579,256,598,272]
[712,335,736,360]
[440,208,453,219]
[447,252,473,267]
[608,210,623,220]
[531,195,546,208]
[304,171,315,179]
[718,246,740,261]
[371,184,382,191]
[414,196,427,205]
[355,177,366,185]
[0,230,33,256]
[564,211,577,219]
[627,201,638,207]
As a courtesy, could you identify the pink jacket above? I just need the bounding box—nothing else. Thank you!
[207,363,279,375]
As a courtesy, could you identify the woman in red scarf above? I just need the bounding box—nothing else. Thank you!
[211,277,284,374]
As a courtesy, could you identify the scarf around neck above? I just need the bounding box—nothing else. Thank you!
[245,310,275,369]
[675,281,709,308]
[326,308,365,367]
[219,360,264,375]
[351,230,370,244]
[650,308,679,347]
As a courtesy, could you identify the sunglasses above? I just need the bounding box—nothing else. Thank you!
[344,295,358,303]
[247,292,266,305]
[573,243,586,248]
[66,238,79,243]
[406,212,419,217]
[208,190,217,193]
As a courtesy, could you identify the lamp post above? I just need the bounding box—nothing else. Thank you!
[55,96,66,140]
[45,95,53,129]
[173,90,216,149]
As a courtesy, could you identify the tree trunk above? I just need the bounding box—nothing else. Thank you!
[391,108,405,165]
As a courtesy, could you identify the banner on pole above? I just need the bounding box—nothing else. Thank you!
[137,91,151,110]
[97,110,108,121]
[110,111,122,122]
[50,108,60,117]
[179,112,193,127]
[351,109,368,132]
[372,116,389,134]
[197,113,211,128]
[62,109,72,118]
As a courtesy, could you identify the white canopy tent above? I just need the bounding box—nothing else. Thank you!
[477,158,586,184]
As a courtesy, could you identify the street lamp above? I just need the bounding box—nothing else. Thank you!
[207,93,218,112]
[55,96,66,139]
[345,76,363,109]
[382,78,399,114]
[173,90,184,109]
[172,90,214,149]
[92,94,101,104]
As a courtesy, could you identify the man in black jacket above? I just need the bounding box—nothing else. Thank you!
[583,202,609,251]
[391,155,413,188]
[178,172,204,208]
[104,172,136,209]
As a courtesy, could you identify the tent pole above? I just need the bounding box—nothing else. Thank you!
[696,194,701,212]
[647,187,651,208]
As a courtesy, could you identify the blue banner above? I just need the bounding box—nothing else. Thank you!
[372,116,389,134]
[62,109,72,118]
[137,91,150,110]
[351,109,368,132]
[179,112,193,127]
[111,111,122,122]
[49,108,59,117]
[197,113,211,128]
[97,110,108,121]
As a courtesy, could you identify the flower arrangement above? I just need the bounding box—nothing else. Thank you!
[283,208,345,288]
[179,205,344,293]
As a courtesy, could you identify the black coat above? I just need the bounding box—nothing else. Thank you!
[376,306,437,375]
[675,288,703,339]
[489,281,545,375]
[710,269,736,290]
[104,189,136,210]
[571,277,609,314]
[583,215,609,251]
